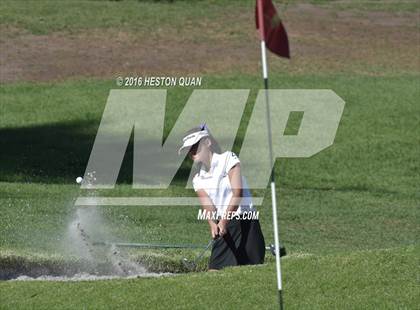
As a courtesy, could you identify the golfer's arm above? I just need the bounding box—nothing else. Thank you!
[196,189,217,225]
[221,164,243,222]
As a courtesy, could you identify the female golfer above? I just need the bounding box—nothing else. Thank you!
[179,124,266,270]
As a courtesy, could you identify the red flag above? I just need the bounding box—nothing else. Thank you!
[256,0,290,58]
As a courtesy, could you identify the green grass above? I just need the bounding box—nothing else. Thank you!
[1,74,419,191]
[1,1,419,307]
[1,74,419,276]
[0,0,251,36]
[1,0,418,38]
[0,246,418,309]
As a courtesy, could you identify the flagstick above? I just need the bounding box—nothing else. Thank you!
[257,0,284,309]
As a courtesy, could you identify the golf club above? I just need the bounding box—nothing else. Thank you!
[92,241,207,250]
[182,238,216,271]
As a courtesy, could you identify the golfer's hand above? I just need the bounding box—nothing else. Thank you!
[209,222,219,239]
[217,220,228,237]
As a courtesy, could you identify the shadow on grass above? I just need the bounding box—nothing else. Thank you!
[0,121,196,185]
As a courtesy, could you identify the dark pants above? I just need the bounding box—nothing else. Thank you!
[209,218,266,270]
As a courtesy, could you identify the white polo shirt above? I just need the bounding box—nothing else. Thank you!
[192,151,255,217]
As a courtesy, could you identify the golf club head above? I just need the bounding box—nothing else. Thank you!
[269,244,275,256]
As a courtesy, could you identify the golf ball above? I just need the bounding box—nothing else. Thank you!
[76,177,83,184]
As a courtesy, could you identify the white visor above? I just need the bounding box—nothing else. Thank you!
[178,130,209,154]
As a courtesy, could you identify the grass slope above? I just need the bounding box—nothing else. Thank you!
[1,246,418,309]
[1,75,419,255]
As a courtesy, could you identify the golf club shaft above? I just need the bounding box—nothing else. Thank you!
[95,241,277,253]
[93,241,205,249]
[193,239,215,263]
